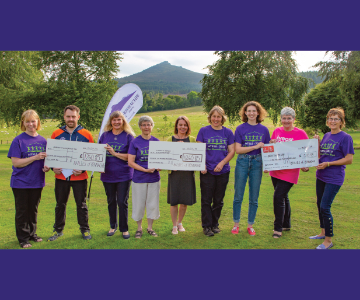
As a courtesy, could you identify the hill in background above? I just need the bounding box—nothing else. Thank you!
[115,61,204,94]
[298,71,324,88]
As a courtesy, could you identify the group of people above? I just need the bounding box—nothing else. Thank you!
[8,102,354,250]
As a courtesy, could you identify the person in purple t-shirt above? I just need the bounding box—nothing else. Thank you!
[310,108,354,250]
[128,116,161,238]
[232,101,270,236]
[197,105,235,237]
[7,110,50,248]
[99,111,135,239]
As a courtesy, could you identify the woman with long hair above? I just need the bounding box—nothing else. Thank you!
[232,101,270,236]
[99,111,135,239]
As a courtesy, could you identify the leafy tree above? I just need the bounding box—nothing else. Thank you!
[201,51,311,124]
[297,80,356,134]
[314,51,360,120]
[0,51,43,124]
[31,51,122,130]
[156,115,173,140]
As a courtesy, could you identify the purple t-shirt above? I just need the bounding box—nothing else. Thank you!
[7,133,47,189]
[235,123,270,155]
[99,131,134,183]
[316,131,355,186]
[196,125,235,175]
[128,135,160,183]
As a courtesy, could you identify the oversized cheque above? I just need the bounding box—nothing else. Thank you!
[261,139,318,172]
[45,139,107,172]
[148,141,206,171]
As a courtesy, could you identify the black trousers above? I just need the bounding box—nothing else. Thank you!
[271,177,294,232]
[54,179,90,233]
[200,171,230,228]
[13,188,43,244]
[103,180,131,232]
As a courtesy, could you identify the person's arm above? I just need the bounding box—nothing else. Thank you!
[105,144,129,161]
[214,143,235,172]
[235,142,265,154]
[316,154,353,170]
[11,152,47,168]
[128,154,155,173]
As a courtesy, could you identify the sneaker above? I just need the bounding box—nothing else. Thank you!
[82,232,92,240]
[231,226,239,234]
[247,227,256,236]
[47,231,63,241]
[212,226,221,234]
[203,227,214,237]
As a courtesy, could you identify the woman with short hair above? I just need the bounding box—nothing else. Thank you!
[269,107,309,238]
[197,105,235,237]
[99,111,135,239]
[232,101,270,236]
[167,116,196,235]
[8,110,50,248]
[128,115,161,238]
[310,107,354,249]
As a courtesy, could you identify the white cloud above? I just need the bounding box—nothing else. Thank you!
[293,51,329,72]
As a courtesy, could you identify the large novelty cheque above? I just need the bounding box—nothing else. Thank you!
[148,141,206,171]
[261,139,318,172]
[45,139,107,172]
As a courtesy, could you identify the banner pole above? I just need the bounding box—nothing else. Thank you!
[87,171,94,209]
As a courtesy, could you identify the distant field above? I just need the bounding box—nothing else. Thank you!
[1,106,359,249]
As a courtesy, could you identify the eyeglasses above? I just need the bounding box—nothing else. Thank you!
[328,118,341,122]
[140,124,152,127]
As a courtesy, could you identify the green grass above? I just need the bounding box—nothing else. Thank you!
[1,106,359,249]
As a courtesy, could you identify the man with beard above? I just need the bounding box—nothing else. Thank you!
[48,105,93,241]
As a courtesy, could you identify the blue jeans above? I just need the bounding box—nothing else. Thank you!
[233,154,263,224]
[316,178,341,237]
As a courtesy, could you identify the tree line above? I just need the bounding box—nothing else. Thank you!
[138,91,202,113]
[201,51,360,133]
[2,51,359,134]
[1,51,121,131]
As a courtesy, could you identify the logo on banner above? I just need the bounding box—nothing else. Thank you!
[263,146,274,153]
[109,91,137,117]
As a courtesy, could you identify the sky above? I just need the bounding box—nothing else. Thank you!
[116,51,330,78]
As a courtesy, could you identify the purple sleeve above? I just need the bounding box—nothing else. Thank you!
[340,135,355,156]
[128,134,135,144]
[7,137,21,159]
[196,127,204,142]
[264,128,270,144]
[227,128,235,145]
[99,132,105,144]
[235,127,242,144]
[128,139,137,155]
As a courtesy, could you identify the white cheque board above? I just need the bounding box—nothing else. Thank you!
[45,139,107,172]
[261,139,319,172]
[148,141,206,171]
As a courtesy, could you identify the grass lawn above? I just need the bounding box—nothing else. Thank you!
[1,106,359,249]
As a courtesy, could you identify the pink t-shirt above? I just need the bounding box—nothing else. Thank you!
[269,127,309,184]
